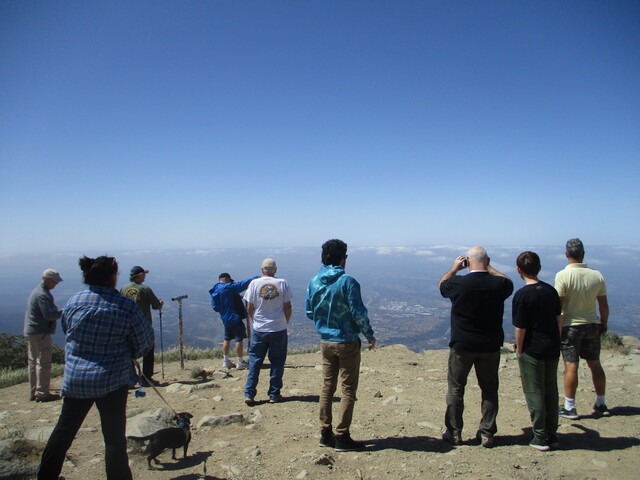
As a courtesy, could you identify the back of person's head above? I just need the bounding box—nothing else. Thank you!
[467,246,488,265]
[321,239,347,266]
[79,255,118,287]
[516,251,541,276]
[566,238,585,261]
[261,258,277,275]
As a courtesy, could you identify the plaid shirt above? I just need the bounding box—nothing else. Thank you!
[61,286,154,398]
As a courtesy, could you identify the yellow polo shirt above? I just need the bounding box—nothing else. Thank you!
[554,263,607,327]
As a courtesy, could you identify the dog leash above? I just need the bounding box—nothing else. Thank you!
[133,360,178,416]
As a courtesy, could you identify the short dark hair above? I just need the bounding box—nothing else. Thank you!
[79,255,118,286]
[516,251,541,276]
[566,238,585,260]
[321,239,347,266]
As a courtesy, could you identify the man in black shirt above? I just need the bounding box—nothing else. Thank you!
[439,246,513,447]
[512,251,562,451]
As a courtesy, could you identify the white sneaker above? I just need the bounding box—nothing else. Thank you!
[222,359,235,369]
[236,359,249,370]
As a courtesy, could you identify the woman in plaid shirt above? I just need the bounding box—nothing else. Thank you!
[38,255,154,480]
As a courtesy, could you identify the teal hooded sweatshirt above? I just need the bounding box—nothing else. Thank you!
[306,264,375,343]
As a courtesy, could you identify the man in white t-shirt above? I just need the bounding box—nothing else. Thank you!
[243,258,292,405]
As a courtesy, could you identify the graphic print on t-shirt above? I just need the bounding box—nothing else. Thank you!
[123,287,140,301]
[259,283,280,300]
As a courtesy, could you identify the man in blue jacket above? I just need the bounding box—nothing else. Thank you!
[306,239,376,452]
[210,273,259,369]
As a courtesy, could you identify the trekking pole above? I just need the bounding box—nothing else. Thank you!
[159,307,165,379]
[171,295,188,369]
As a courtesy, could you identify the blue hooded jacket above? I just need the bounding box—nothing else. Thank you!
[209,277,259,327]
[306,264,375,342]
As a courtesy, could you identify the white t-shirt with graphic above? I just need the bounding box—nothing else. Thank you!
[243,276,292,333]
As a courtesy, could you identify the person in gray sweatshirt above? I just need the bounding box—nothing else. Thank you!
[24,269,63,402]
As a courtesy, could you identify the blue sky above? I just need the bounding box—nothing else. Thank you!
[1,1,639,254]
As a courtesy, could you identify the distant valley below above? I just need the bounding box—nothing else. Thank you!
[2,245,638,352]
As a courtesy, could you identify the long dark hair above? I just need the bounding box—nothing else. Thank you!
[79,255,118,287]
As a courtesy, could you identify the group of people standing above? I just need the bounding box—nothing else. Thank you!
[209,239,376,451]
[439,239,609,452]
[24,237,609,478]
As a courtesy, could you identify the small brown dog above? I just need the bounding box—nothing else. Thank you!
[128,412,193,468]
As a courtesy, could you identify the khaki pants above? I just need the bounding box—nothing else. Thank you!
[27,333,53,399]
[319,340,361,434]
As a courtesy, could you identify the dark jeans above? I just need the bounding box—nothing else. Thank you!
[445,349,500,437]
[518,352,559,440]
[38,386,132,480]
[143,347,155,379]
[244,329,288,400]
[319,340,361,435]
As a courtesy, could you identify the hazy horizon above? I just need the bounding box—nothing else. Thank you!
[2,244,638,352]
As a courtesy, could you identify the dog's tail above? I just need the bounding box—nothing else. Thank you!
[127,434,155,442]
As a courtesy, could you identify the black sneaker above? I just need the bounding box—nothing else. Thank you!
[592,403,611,417]
[558,406,579,420]
[529,437,550,451]
[547,434,560,449]
[319,428,336,448]
[335,433,365,452]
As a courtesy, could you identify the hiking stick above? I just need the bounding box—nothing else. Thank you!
[159,308,165,379]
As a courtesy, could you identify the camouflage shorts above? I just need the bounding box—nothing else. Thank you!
[561,323,601,362]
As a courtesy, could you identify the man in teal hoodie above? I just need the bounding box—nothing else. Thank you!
[306,239,376,452]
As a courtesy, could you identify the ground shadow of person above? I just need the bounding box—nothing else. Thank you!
[604,406,640,417]
[365,435,454,453]
[558,424,640,452]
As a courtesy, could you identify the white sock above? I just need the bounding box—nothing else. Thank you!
[564,398,575,410]
[223,355,230,362]
[238,356,244,362]
[595,395,606,407]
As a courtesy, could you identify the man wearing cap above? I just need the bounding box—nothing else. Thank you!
[24,269,63,402]
[243,258,292,405]
[120,266,163,386]
[209,272,260,369]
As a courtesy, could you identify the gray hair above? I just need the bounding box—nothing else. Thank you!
[566,238,585,260]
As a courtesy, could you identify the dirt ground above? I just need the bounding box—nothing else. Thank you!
[2,342,640,480]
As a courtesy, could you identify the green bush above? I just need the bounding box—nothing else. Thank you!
[0,332,64,370]
[601,332,629,354]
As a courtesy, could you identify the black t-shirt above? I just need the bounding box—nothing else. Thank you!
[440,272,514,352]
[512,281,561,360]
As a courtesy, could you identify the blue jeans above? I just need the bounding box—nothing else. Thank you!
[244,329,288,400]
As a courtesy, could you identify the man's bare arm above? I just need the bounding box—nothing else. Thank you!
[514,327,526,355]
[597,295,609,333]
[487,265,509,278]
[284,301,292,323]
[438,256,466,289]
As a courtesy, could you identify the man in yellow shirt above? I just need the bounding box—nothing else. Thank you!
[555,238,609,419]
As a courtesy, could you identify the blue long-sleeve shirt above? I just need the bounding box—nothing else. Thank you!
[209,277,259,327]
[61,286,154,398]
[306,265,375,343]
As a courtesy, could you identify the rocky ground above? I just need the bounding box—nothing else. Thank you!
[1,339,640,480]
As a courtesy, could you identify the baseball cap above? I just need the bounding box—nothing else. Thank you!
[42,269,63,283]
[130,266,149,279]
[261,258,277,271]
